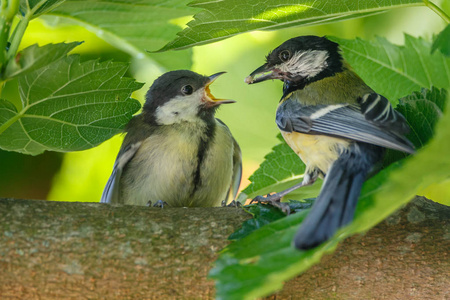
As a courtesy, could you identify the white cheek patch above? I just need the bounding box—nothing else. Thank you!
[279,50,329,79]
[155,88,204,125]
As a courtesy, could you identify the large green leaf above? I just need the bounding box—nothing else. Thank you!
[0,55,142,155]
[211,87,449,299]
[49,0,197,69]
[159,0,424,51]
[4,42,80,79]
[331,35,450,102]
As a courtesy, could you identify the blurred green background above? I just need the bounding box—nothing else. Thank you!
[0,3,448,202]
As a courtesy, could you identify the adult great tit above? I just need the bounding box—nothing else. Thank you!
[245,36,414,250]
[101,70,242,207]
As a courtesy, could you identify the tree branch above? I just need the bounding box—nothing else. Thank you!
[0,197,448,299]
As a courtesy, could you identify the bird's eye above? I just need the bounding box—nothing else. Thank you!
[279,50,291,62]
[181,85,193,95]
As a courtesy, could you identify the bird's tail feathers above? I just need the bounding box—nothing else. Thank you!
[293,147,373,250]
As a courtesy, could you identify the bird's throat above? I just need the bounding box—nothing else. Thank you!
[282,79,305,101]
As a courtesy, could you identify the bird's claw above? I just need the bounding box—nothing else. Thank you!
[251,194,291,215]
[222,200,242,207]
[153,200,168,208]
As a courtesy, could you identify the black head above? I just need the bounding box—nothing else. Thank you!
[245,36,344,98]
[143,70,234,125]
[265,36,341,68]
[144,70,208,112]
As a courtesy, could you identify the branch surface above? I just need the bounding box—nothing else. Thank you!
[0,197,448,299]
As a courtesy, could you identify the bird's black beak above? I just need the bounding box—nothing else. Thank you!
[203,72,235,107]
[245,63,306,101]
[245,64,286,84]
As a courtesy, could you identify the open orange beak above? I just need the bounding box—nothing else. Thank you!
[203,72,235,107]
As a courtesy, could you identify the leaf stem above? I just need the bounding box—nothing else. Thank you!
[0,16,7,70]
[0,0,20,73]
[6,12,30,62]
[423,0,450,23]
[4,0,48,75]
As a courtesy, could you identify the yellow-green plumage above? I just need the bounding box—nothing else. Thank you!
[246,35,414,249]
[281,65,373,106]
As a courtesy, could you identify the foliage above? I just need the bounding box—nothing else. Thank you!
[0,0,195,155]
[159,0,425,51]
[432,24,450,55]
[330,35,450,102]
[229,199,314,241]
[397,87,447,147]
[0,55,142,154]
[49,0,196,69]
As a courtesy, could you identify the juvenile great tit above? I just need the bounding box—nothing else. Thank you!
[101,70,242,207]
[245,36,414,250]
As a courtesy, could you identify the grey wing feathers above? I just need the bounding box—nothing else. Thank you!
[277,96,415,154]
[100,167,120,204]
[359,93,410,134]
[100,141,142,204]
[228,137,242,202]
[216,118,242,204]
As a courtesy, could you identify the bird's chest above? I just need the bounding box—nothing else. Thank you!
[121,123,233,206]
[280,131,349,175]
[276,97,350,175]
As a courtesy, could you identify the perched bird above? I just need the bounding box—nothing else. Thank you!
[101,70,242,207]
[245,36,414,250]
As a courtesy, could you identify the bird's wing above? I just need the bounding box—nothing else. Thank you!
[228,137,243,202]
[100,141,142,204]
[276,94,415,154]
[216,118,243,203]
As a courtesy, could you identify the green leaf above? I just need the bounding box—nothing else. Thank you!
[49,0,197,69]
[383,87,446,165]
[330,35,450,102]
[229,199,314,241]
[397,87,446,147]
[4,42,80,79]
[0,55,142,155]
[211,88,449,299]
[159,0,424,51]
[0,99,18,126]
[432,24,450,56]
[229,204,287,241]
[237,134,321,203]
[20,0,67,18]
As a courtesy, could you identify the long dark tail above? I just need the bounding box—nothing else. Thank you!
[294,143,382,250]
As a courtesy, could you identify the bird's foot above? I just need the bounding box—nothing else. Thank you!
[152,200,168,208]
[222,200,242,207]
[251,194,291,215]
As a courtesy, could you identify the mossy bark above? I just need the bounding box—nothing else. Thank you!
[0,197,448,299]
